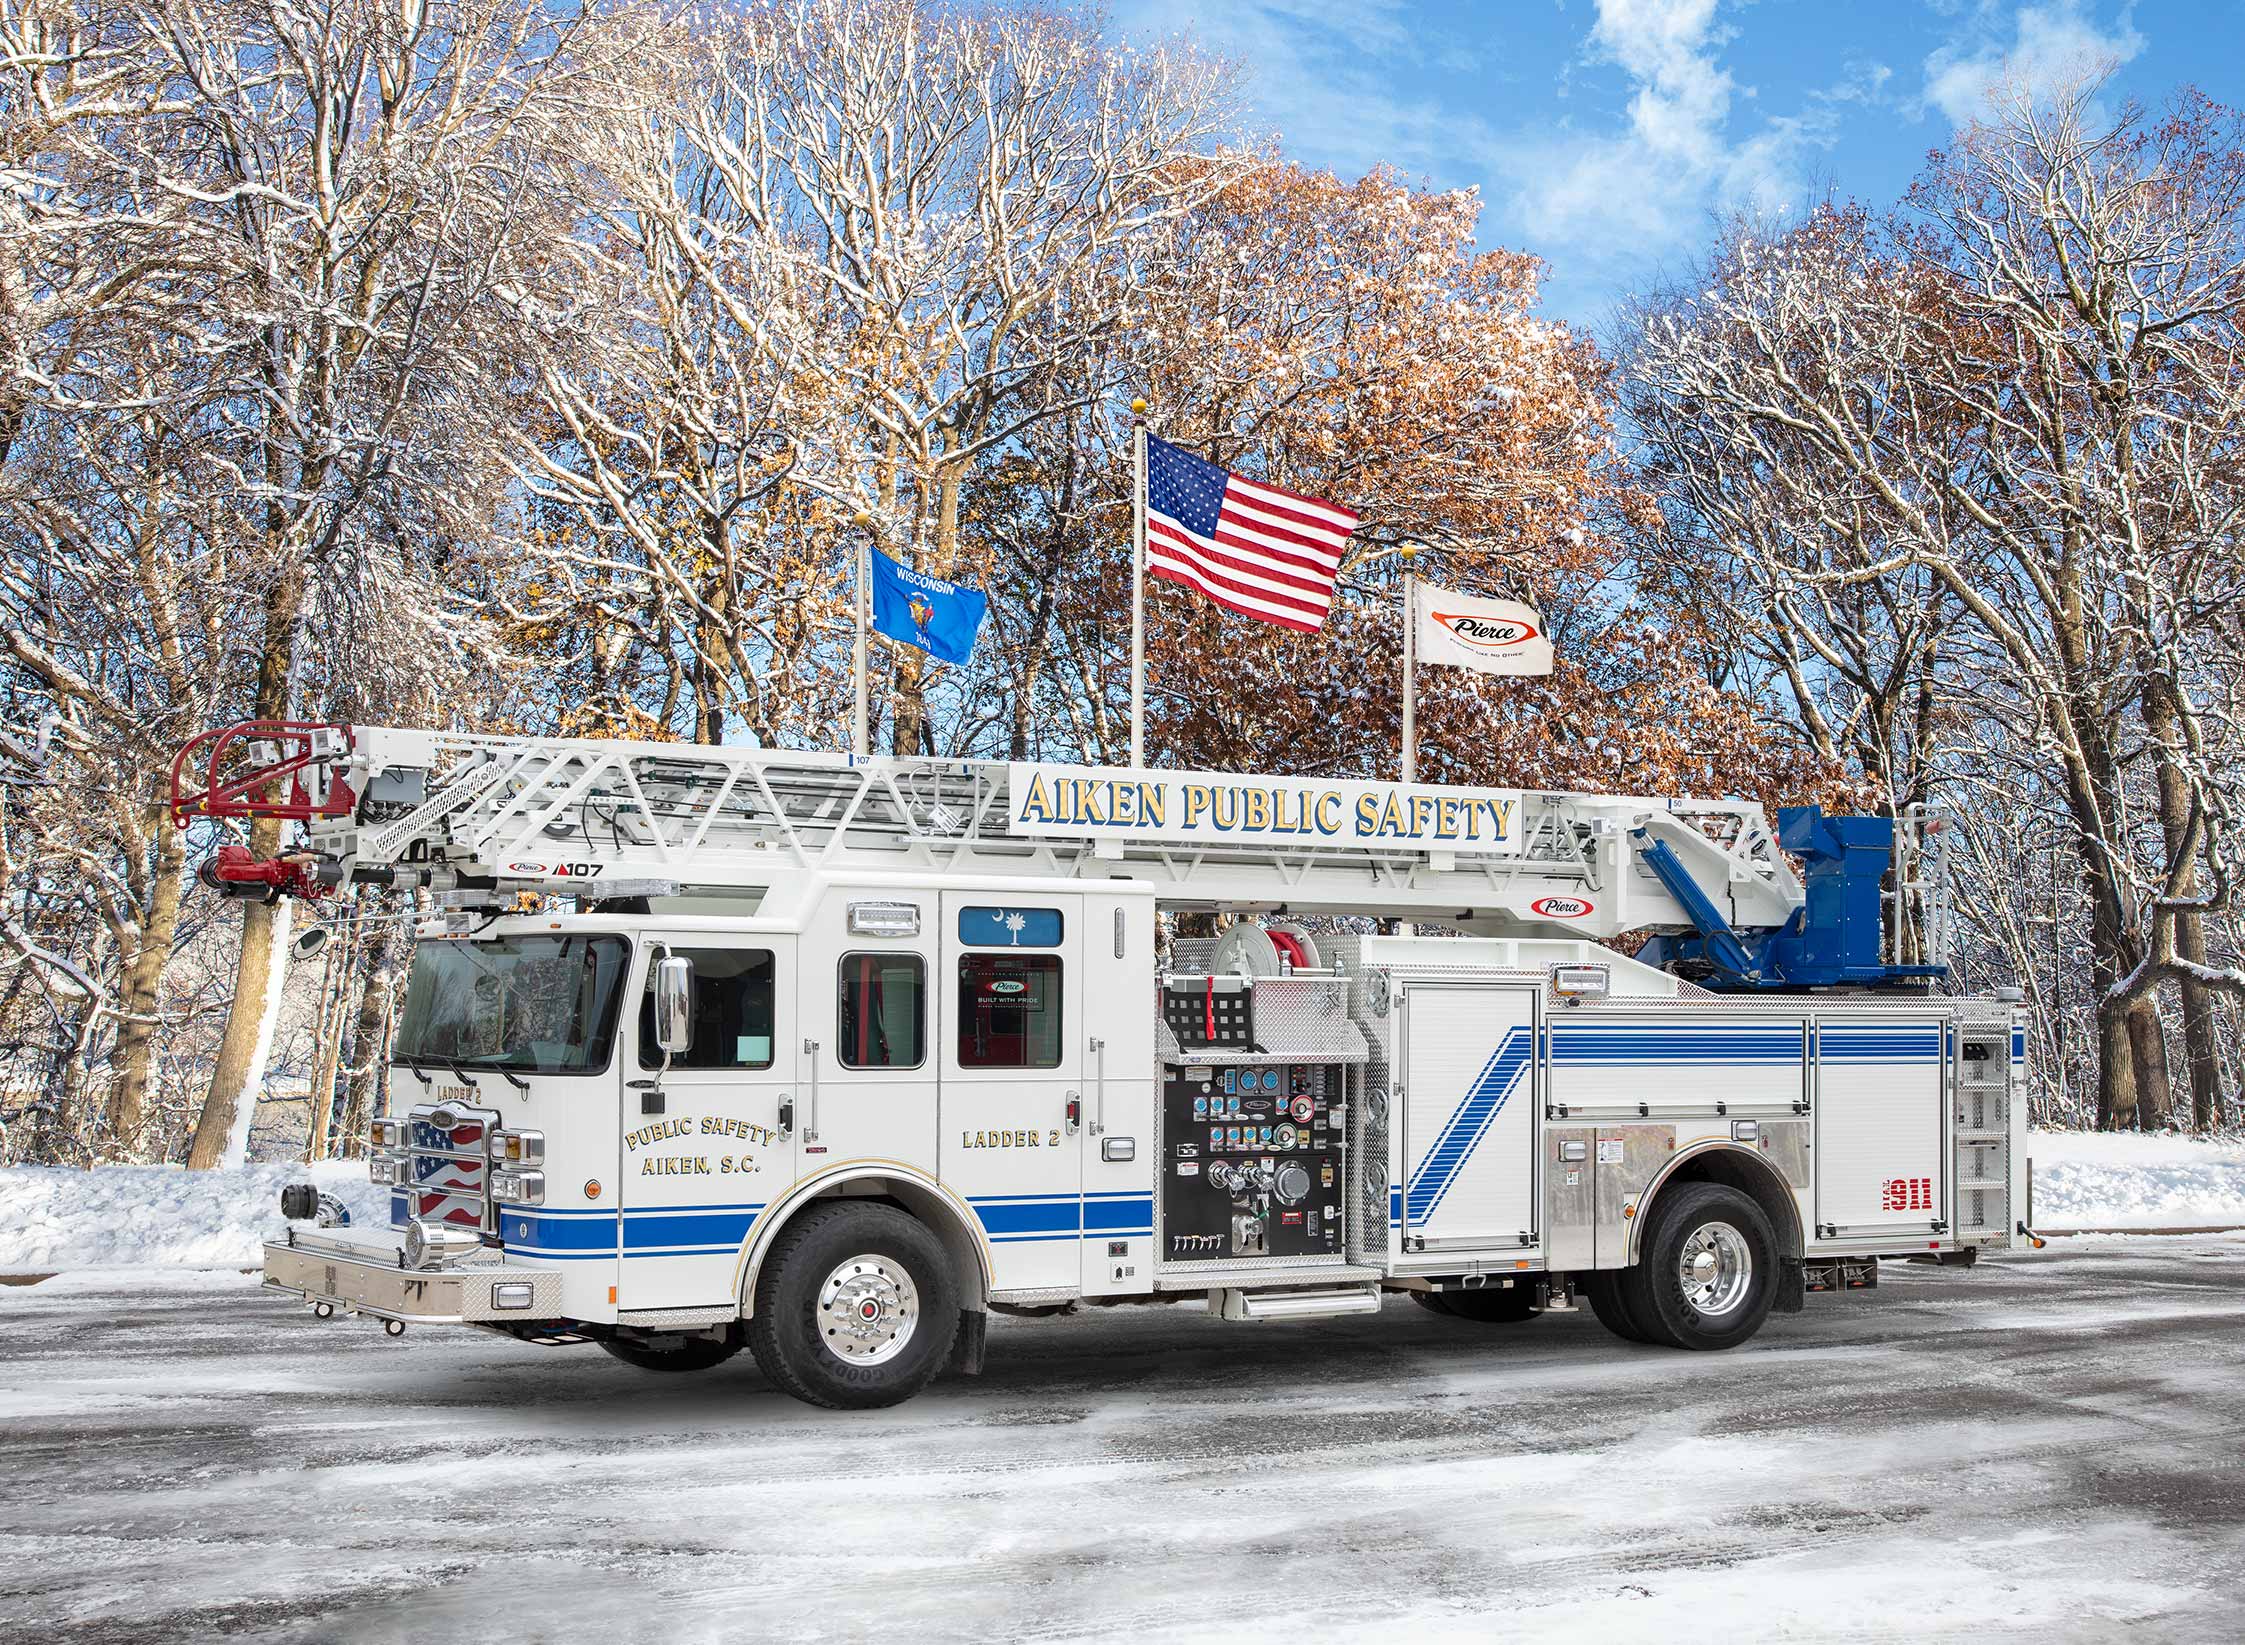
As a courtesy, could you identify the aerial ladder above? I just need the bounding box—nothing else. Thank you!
[171,721,1943,991]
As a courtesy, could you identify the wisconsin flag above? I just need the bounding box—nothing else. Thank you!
[1413,582,1554,676]
[868,551,987,666]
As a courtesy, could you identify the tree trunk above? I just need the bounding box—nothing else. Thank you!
[187,874,290,1168]
[2177,913,2227,1130]
[340,917,401,1153]
[2125,998,2174,1130]
[107,813,186,1155]
[187,557,306,1168]
[302,918,354,1162]
[2142,671,2228,1130]
[2093,988,2137,1130]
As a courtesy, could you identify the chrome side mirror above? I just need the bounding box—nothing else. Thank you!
[653,955,693,1056]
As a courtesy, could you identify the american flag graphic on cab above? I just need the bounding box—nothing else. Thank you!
[1143,434,1357,632]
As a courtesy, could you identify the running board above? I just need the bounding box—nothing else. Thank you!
[1211,1283,1383,1322]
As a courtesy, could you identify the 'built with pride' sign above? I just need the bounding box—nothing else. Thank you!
[1006,764,1523,853]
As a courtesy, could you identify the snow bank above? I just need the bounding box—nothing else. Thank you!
[2028,1129,2245,1228]
[0,1161,388,1272]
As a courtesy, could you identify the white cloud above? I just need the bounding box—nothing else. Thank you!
[1109,0,1886,321]
[1115,0,1499,180]
[1920,2,2146,126]
[1501,1,1864,271]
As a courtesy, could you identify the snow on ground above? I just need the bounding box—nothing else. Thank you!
[2027,1128,2245,1228]
[3,1240,2243,1643]
[0,1160,387,1271]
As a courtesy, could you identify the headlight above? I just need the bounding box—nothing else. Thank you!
[489,1128,545,1165]
[368,1154,407,1186]
[403,1220,484,1270]
[368,1117,407,1149]
[491,1167,546,1207]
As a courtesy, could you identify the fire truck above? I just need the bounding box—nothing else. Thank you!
[174,722,2030,1409]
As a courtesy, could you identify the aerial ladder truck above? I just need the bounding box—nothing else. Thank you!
[173,721,2028,1409]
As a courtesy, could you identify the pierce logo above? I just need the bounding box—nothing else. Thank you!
[1530,896,1593,919]
[1434,611,1541,652]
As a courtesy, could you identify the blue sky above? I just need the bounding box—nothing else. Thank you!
[1111,1,2242,333]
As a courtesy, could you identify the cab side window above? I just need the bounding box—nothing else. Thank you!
[638,947,775,1069]
[957,953,1063,1068]
[838,952,927,1068]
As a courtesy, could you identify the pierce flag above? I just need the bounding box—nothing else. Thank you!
[867,550,986,666]
[1412,581,1553,676]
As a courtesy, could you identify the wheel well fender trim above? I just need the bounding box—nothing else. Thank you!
[732,1161,993,1319]
[1627,1140,1805,1266]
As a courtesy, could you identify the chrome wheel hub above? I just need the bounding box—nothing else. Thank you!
[1676,1221,1752,1318]
[817,1253,919,1366]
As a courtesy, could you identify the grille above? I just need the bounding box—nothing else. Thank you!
[391,1102,500,1231]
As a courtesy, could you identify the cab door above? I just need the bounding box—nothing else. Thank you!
[940,895,1084,1292]
[797,891,939,1178]
[619,933,797,1311]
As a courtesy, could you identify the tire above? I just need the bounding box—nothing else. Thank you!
[746,1201,960,1410]
[1429,1284,1539,1324]
[597,1332,742,1373]
[1583,1271,1654,1344]
[1618,1182,1779,1351]
[1410,1289,1459,1317]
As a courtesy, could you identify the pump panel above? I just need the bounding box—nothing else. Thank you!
[1161,1064,1344,1261]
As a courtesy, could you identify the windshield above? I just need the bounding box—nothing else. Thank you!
[393,934,631,1074]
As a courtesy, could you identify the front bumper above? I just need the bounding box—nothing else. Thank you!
[263,1228,566,1325]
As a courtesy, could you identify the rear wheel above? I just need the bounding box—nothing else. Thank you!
[1430,1284,1539,1324]
[597,1332,742,1373]
[1619,1183,1778,1351]
[747,1202,960,1409]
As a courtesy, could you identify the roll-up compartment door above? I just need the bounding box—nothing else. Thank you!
[1398,983,1538,1253]
[1813,1018,1946,1240]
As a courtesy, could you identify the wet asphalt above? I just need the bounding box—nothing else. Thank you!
[2,1237,2242,1643]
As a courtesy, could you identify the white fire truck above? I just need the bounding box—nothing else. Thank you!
[175,722,2030,1409]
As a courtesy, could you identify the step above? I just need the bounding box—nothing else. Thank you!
[1212,1283,1383,1322]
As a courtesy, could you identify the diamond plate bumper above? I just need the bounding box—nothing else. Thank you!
[262,1229,565,1324]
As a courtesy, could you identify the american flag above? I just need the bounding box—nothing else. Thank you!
[1144,434,1358,633]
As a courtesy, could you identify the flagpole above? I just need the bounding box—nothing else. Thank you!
[850,510,870,758]
[1400,542,1418,784]
[1129,399,1148,770]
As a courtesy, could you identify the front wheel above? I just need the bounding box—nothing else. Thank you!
[1619,1183,1778,1351]
[746,1202,960,1409]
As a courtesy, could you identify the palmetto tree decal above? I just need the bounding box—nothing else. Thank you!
[1002,911,1027,945]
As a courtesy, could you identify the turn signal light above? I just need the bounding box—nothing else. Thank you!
[368,1117,407,1149]
[489,1128,545,1165]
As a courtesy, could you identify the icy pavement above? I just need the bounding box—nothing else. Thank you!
[3,1243,2243,1643]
